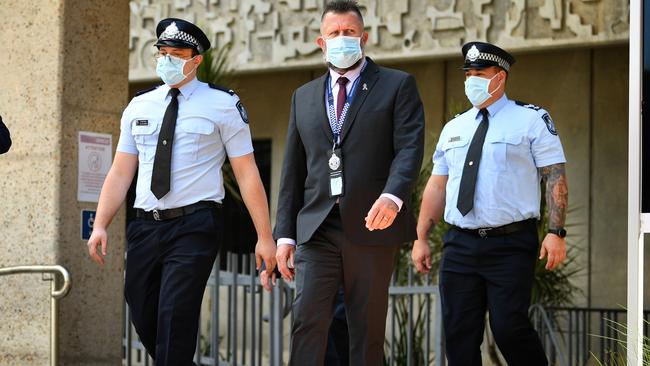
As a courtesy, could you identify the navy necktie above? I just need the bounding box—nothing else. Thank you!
[151,88,180,199]
[457,108,489,216]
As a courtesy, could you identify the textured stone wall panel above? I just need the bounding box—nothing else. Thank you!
[129,0,629,79]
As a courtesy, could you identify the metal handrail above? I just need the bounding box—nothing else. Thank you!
[0,265,72,366]
[529,303,569,366]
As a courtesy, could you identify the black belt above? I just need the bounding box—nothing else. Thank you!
[452,218,536,238]
[136,201,221,221]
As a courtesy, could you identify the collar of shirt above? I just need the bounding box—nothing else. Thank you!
[161,76,201,101]
[473,93,509,120]
[328,57,367,93]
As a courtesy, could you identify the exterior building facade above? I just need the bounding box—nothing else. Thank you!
[0,0,644,365]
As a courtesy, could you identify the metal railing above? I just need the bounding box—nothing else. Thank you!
[529,304,569,366]
[123,252,445,366]
[533,306,650,366]
[0,265,71,366]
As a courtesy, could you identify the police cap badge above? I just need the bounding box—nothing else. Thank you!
[154,18,211,54]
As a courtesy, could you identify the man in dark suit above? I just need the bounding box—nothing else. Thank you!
[0,116,11,154]
[273,1,425,364]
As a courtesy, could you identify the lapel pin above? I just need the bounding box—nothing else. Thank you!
[362,83,368,91]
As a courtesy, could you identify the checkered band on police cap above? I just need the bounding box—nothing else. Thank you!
[159,23,201,51]
[155,18,211,53]
[462,42,515,72]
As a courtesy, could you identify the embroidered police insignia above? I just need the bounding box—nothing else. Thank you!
[236,101,249,124]
[542,113,558,135]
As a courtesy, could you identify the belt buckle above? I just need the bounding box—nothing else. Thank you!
[152,209,161,221]
[478,228,492,238]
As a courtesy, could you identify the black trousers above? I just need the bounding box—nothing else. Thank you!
[324,286,349,366]
[124,207,221,366]
[289,206,399,366]
[439,222,548,366]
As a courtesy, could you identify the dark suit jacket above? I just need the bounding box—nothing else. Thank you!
[0,116,11,154]
[274,58,424,245]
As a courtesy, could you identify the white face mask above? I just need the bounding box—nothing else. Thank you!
[156,54,195,86]
[464,74,501,107]
[325,36,363,69]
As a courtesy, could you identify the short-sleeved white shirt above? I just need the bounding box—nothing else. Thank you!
[432,94,566,228]
[116,77,253,210]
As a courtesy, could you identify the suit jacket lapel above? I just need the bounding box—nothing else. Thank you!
[313,72,334,142]
[340,58,379,143]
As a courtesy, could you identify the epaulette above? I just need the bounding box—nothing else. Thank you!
[453,107,472,118]
[516,101,558,135]
[134,85,160,97]
[515,100,542,111]
[209,83,235,96]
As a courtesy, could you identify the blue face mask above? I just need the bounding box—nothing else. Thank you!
[464,74,500,107]
[156,54,195,86]
[325,36,363,69]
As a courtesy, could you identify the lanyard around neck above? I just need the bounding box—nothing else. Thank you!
[326,64,367,145]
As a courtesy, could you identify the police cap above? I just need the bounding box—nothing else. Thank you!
[461,41,515,72]
[154,18,211,54]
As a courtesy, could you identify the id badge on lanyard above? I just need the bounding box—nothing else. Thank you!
[325,66,366,198]
[329,143,344,197]
[326,76,361,198]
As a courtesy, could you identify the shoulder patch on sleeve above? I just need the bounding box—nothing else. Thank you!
[541,113,558,135]
[236,100,249,124]
[208,83,235,96]
[134,85,161,97]
[515,100,542,111]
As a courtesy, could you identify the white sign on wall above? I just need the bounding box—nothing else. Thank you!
[78,131,112,202]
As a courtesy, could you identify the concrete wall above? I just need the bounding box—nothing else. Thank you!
[0,1,130,365]
[0,1,64,362]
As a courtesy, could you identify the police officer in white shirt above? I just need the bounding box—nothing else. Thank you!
[412,42,568,365]
[87,18,277,366]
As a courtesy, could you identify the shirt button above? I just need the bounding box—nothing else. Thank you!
[469,161,474,166]
[163,140,167,145]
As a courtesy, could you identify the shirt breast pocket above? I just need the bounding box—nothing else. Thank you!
[487,134,524,172]
[176,120,215,162]
[131,122,159,162]
[442,138,470,176]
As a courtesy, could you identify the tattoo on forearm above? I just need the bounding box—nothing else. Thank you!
[539,163,568,230]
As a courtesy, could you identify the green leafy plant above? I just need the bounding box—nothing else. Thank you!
[197,44,234,87]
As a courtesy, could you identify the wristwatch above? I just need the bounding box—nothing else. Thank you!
[548,228,567,238]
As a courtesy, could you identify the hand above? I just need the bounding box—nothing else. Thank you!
[255,237,277,275]
[87,227,108,265]
[259,268,277,292]
[365,197,399,231]
[411,239,432,274]
[539,233,566,270]
[276,244,296,281]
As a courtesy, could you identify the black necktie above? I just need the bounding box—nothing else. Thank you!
[151,88,180,199]
[457,108,489,216]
